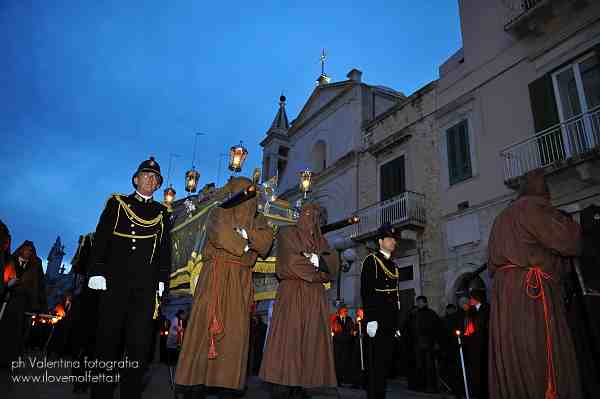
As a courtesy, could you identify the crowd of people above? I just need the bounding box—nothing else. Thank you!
[1,159,599,399]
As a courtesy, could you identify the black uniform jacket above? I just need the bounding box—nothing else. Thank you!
[360,251,400,334]
[89,193,171,291]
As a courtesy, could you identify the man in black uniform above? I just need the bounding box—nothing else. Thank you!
[361,223,401,399]
[88,157,171,399]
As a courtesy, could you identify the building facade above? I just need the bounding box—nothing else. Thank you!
[436,0,600,308]
[261,68,406,309]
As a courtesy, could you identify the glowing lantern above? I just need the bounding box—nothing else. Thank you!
[164,185,176,206]
[3,262,16,284]
[228,142,248,173]
[299,169,313,199]
[185,168,200,193]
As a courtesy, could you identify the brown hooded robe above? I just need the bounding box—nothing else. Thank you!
[487,170,583,399]
[175,177,273,391]
[259,203,340,388]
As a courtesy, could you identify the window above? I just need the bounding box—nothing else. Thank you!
[312,140,327,173]
[397,266,414,282]
[446,120,472,185]
[552,53,600,153]
[380,155,406,201]
[278,146,290,157]
[263,156,271,180]
[277,158,287,177]
[553,53,600,120]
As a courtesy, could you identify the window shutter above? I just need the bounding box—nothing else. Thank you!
[459,121,472,178]
[380,156,406,201]
[528,74,559,132]
[447,125,459,185]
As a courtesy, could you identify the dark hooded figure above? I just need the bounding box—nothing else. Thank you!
[259,203,340,398]
[463,289,489,399]
[487,170,583,399]
[0,240,46,367]
[175,176,274,399]
[0,220,11,301]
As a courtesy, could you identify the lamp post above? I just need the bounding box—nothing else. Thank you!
[217,153,228,187]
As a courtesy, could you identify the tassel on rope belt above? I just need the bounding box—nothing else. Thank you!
[497,265,558,399]
[207,256,244,360]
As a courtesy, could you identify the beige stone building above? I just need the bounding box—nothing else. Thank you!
[435,0,600,308]
[260,68,406,309]
[260,0,600,315]
[353,81,446,316]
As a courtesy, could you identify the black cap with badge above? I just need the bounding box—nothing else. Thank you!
[132,156,164,188]
[375,222,401,240]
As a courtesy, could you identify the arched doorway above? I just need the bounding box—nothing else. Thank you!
[453,273,487,306]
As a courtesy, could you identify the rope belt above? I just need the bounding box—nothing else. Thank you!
[497,265,558,399]
[207,256,243,360]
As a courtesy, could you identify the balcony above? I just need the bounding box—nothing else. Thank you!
[501,106,600,185]
[504,0,553,36]
[350,191,426,241]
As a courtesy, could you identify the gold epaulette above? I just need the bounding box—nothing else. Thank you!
[361,253,398,279]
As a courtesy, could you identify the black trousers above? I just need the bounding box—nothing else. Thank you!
[366,331,394,399]
[413,345,437,393]
[90,285,155,399]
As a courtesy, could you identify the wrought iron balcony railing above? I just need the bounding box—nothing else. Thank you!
[501,106,600,182]
[350,191,426,240]
[504,0,550,31]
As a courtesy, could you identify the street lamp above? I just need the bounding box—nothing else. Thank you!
[228,142,248,173]
[299,169,313,199]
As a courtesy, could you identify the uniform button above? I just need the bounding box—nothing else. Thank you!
[131,224,135,227]
[131,231,136,235]
[132,246,136,250]
[132,239,136,243]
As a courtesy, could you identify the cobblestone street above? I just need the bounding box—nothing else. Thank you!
[1,354,447,399]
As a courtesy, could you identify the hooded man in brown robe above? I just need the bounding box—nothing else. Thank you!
[259,203,340,398]
[487,170,583,399]
[175,176,274,399]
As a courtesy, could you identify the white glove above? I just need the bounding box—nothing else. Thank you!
[237,228,248,240]
[7,277,18,288]
[394,330,402,338]
[158,282,165,297]
[88,276,107,291]
[244,244,250,253]
[310,253,319,269]
[366,321,378,338]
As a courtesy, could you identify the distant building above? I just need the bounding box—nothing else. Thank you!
[45,236,74,311]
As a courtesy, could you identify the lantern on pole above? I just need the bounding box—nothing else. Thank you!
[185,133,204,194]
[228,142,248,173]
[164,186,176,206]
[185,168,200,193]
[299,169,313,199]
[163,153,179,205]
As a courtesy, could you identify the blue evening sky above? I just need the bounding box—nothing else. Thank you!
[0,1,461,268]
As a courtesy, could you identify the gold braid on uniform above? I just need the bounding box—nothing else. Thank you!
[111,194,165,263]
[365,253,399,279]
